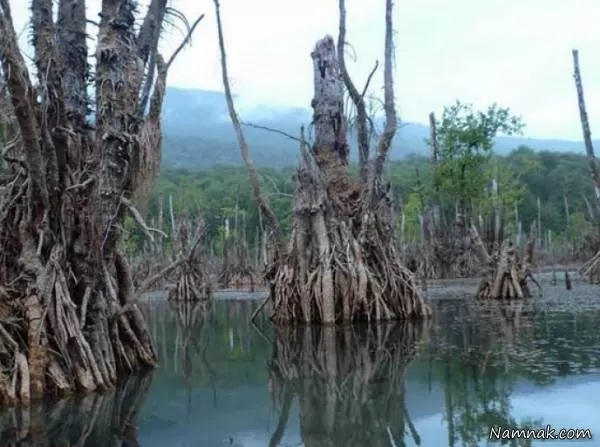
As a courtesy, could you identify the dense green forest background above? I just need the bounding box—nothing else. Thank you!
[138,148,594,256]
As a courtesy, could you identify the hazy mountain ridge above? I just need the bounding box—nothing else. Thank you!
[161,87,592,169]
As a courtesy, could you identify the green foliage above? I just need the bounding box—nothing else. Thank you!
[141,143,595,253]
[433,102,525,219]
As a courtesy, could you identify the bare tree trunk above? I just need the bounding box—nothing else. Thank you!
[572,49,600,283]
[572,49,600,213]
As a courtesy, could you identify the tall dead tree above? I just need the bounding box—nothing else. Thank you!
[572,49,600,212]
[572,49,600,283]
[0,0,203,405]
[214,0,430,324]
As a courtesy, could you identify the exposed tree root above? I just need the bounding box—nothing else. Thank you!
[0,372,152,445]
[0,0,203,405]
[266,321,429,446]
[266,35,430,324]
[472,223,539,300]
[270,149,431,323]
[168,218,211,301]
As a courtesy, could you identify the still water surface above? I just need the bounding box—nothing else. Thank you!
[1,278,599,446]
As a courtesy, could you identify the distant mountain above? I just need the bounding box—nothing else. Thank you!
[160,87,592,169]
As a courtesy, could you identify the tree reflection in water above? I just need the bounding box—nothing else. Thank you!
[428,300,542,447]
[169,300,216,418]
[0,373,152,446]
[266,321,429,447]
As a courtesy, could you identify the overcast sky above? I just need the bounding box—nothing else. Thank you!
[9,0,600,140]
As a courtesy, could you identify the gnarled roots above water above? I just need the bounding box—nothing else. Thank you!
[471,223,540,300]
[267,321,429,446]
[0,0,204,405]
[267,148,432,324]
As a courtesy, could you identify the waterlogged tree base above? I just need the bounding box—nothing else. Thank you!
[0,0,204,406]
[266,321,429,446]
[471,224,539,300]
[268,161,431,323]
[0,373,152,444]
[265,35,430,324]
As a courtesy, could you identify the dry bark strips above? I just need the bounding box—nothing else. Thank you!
[0,0,202,405]
[471,223,539,300]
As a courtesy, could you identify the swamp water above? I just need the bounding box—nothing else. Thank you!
[1,275,599,446]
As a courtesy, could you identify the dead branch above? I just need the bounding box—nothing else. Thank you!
[338,0,371,180]
[213,0,283,255]
[370,0,397,191]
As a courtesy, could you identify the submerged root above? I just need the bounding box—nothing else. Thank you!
[266,320,429,446]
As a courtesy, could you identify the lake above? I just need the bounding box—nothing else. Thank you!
[1,275,599,446]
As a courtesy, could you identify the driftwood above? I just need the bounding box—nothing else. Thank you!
[214,0,430,324]
[0,0,202,404]
[472,223,540,299]
[266,321,428,446]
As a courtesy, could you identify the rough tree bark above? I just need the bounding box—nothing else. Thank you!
[572,49,600,283]
[0,0,202,405]
[214,0,430,325]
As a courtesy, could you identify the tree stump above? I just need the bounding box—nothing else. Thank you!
[471,223,539,299]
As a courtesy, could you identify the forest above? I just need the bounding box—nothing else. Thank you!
[136,145,596,266]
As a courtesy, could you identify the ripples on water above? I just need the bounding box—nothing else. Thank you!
[1,275,599,446]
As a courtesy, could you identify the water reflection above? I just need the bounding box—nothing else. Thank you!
[0,373,151,446]
[2,291,600,446]
[267,321,429,446]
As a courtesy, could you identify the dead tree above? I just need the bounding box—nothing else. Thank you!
[572,49,600,283]
[214,0,430,325]
[472,223,540,300]
[169,218,211,301]
[0,0,203,405]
